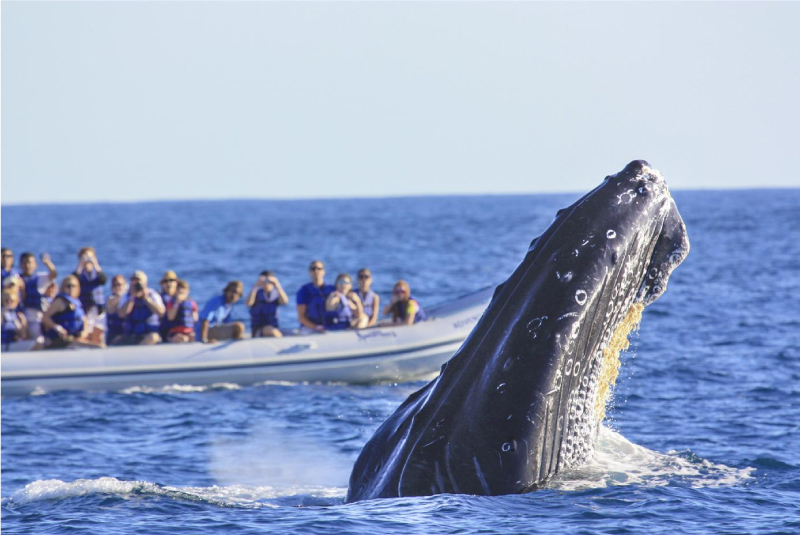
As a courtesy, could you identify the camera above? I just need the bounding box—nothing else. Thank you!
[133,282,143,292]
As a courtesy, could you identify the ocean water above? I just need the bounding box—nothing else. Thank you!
[2,189,799,534]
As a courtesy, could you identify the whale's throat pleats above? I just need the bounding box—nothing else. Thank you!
[594,303,643,422]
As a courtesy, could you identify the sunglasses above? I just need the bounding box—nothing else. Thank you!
[358,274,371,279]
[162,279,177,283]
[64,284,78,288]
[337,280,352,285]
[2,254,13,258]
[393,289,407,295]
[309,266,324,271]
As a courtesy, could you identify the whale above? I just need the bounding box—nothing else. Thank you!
[346,160,690,502]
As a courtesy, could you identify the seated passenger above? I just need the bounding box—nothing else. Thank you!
[296,260,336,334]
[158,270,179,342]
[165,279,198,343]
[42,280,58,310]
[197,281,245,343]
[74,247,107,345]
[383,280,426,326]
[19,252,58,339]
[2,247,19,281]
[115,270,165,346]
[41,275,103,349]
[2,289,36,351]
[355,268,380,327]
[247,271,289,338]
[105,275,127,345]
[325,274,365,330]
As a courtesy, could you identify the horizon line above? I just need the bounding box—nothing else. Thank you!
[1,184,797,208]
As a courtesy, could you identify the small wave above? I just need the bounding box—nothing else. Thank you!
[549,426,754,491]
[4,477,345,509]
[117,383,242,395]
[252,380,302,387]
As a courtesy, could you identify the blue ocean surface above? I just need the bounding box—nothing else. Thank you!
[2,190,799,534]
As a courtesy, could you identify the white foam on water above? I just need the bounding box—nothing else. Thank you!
[4,476,345,508]
[549,426,754,491]
[117,383,242,395]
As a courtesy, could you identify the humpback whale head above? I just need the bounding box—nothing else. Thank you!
[347,160,690,502]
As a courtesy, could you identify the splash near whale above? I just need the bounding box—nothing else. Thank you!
[346,160,690,502]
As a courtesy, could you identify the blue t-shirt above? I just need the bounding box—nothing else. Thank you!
[198,295,238,328]
[296,282,335,326]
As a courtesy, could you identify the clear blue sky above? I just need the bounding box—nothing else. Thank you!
[2,2,799,205]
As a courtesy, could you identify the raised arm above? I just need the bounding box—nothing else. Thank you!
[143,291,165,318]
[41,253,58,282]
[325,292,343,312]
[246,285,260,308]
[271,278,289,306]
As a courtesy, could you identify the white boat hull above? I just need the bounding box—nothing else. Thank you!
[1,288,492,395]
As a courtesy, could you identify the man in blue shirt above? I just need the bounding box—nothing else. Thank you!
[198,281,245,343]
[296,260,336,333]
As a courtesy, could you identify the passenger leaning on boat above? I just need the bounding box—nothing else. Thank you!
[115,270,166,346]
[41,275,104,349]
[296,260,336,334]
[355,268,380,328]
[158,270,179,342]
[325,274,366,330]
[105,275,127,345]
[19,252,58,339]
[74,247,107,345]
[384,280,426,326]
[198,281,245,343]
[247,271,289,338]
[165,279,198,343]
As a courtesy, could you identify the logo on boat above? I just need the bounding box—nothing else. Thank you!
[356,330,398,341]
[452,314,482,330]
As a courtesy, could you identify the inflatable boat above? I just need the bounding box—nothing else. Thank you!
[1,288,492,396]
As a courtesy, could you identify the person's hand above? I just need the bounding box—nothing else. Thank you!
[41,253,51,264]
[55,325,69,340]
[266,275,278,285]
[314,324,324,333]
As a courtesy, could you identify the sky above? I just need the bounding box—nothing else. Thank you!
[2,1,799,205]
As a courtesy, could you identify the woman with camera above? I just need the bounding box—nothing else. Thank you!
[114,270,166,345]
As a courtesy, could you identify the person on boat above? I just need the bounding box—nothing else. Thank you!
[2,288,34,351]
[247,270,289,338]
[2,248,19,281]
[197,280,245,343]
[73,247,107,345]
[325,274,366,330]
[158,270,179,341]
[296,260,336,334]
[383,280,426,326]
[165,279,198,343]
[354,268,380,328]
[104,275,127,345]
[41,275,104,350]
[42,280,58,310]
[115,270,166,346]
[19,252,58,339]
